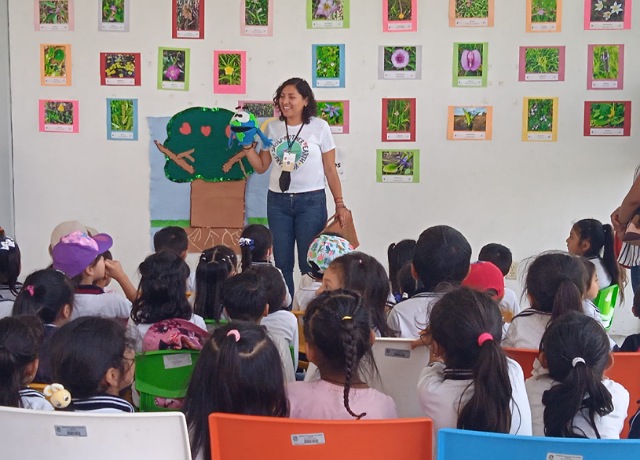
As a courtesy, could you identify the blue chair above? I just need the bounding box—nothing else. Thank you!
[437,428,640,460]
[593,284,619,330]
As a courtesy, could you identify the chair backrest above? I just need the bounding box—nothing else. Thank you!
[0,406,191,460]
[209,413,433,460]
[594,284,619,329]
[135,349,200,412]
[503,347,538,379]
[370,337,429,418]
[292,310,308,370]
[437,428,640,460]
[606,352,640,438]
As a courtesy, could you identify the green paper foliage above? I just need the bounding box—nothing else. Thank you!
[163,107,254,183]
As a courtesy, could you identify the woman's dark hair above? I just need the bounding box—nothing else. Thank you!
[541,311,613,438]
[0,228,21,296]
[12,269,74,324]
[246,265,286,314]
[387,239,416,295]
[304,290,376,419]
[429,287,512,433]
[49,317,133,399]
[329,252,396,337]
[274,77,317,124]
[0,317,39,408]
[193,246,237,321]
[396,263,419,301]
[525,252,585,320]
[239,224,273,272]
[130,252,192,325]
[183,321,288,460]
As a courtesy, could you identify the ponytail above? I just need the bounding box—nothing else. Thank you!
[0,317,39,408]
[551,278,584,320]
[340,316,366,420]
[601,224,625,301]
[12,269,74,324]
[239,225,273,272]
[0,346,21,407]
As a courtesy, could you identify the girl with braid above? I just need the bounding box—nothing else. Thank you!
[287,290,397,419]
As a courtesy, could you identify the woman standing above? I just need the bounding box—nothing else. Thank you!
[244,77,349,298]
[611,164,640,293]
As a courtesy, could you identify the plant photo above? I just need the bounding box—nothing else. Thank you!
[387,0,412,20]
[453,107,487,132]
[245,0,268,25]
[525,47,560,74]
[455,0,489,18]
[386,99,412,133]
[39,0,69,24]
[176,0,200,31]
[239,102,274,118]
[384,46,416,71]
[44,101,73,125]
[589,102,624,129]
[162,49,186,83]
[458,44,483,77]
[110,99,134,132]
[527,98,554,132]
[101,0,124,23]
[104,53,136,80]
[381,150,414,176]
[312,0,344,21]
[43,45,67,78]
[592,45,619,80]
[217,53,242,86]
[315,45,341,78]
[590,0,624,22]
[317,101,344,126]
[530,0,557,22]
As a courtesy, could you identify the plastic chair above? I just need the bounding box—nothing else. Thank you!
[292,310,308,370]
[209,413,433,460]
[593,284,619,330]
[503,347,538,379]
[0,406,191,460]
[437,428,640,460]
[135,349,199,412]
[606,352,640,438]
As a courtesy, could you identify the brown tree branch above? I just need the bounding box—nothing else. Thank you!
[154,140,195,175]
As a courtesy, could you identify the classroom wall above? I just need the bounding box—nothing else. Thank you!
[0,0,14,234]
[7,0,640,335]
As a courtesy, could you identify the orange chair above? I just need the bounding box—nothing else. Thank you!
[503,347,538,379]
[606,352,640,438]
[209,413,433,460]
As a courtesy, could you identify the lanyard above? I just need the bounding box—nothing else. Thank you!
[285,123,304,151]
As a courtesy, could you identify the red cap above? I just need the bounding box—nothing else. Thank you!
[462,261,505,300]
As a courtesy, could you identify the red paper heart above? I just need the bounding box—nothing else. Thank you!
[179,122,191,135]
[201,126,211,137]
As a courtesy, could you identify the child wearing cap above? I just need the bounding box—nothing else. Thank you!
[51,231,132,322]
[478,243,521,324]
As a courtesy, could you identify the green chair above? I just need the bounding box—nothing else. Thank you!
[135,350,200,412]
[593,284,619,330]
[204,319,228,334]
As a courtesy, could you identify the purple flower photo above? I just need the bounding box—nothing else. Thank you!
[457,44,483,76]
[384,46,416,72]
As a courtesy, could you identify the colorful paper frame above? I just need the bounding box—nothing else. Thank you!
[312,44,346,88]
[237,100,278,119]
[214,51,247,94]
[522,97,559,142]
[585,0,631,30]
[526,0,562,32]
[241,0,274,36]
[453,43,488,87]
[107,98,138,140]
[449,0,494,27]
[39,99,79,133]
[157,47,190,91]
[35,0,74,31]
[40,44,72,86]
[173,0,205,39]
[383,0,417,32]
[447,106,493,140]
[317,100,350,134]
[100,52,141,86]
[378,46,422,80]
[587,44,624,90]
[307,0,350,28]
[382,98,416,142]
[518,46,566,82]
[376,149,420,183]
[584,101,631,136]
[99,0,129,32]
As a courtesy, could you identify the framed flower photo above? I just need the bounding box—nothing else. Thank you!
[378,46,422,80]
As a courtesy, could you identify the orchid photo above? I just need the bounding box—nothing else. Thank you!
[590,0,624,22]
[458,44,483,76]
[383,46,417,71]
[313,0,344,21]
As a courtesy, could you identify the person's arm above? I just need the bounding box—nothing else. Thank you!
[105,259,138,303]
[243,145,272,174]
[322,148,350,227]
[617,174,640,225]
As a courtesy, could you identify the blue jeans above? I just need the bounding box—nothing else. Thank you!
[267,189,327,299]
[632,266,640,294]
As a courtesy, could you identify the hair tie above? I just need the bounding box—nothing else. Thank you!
[341,316,352,321]
[227,329,241,342]
[238,237,255,250]
[25,285,35,297]
[200,252,208,262]
[477,332,493,347]
[572,357,586,367]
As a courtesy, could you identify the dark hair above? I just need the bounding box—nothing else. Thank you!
[429,287,512,433]
[304,290,376,419]
[239,224,273,272]
[0,228,21,296]
[541,312,613,438]
[222,271,268,322]
[478,243,513,277]
[525,252,585,320]
[12,269,74,324]
[387,239,416,295]
[183,321,288,460]
[396,263,419,301]
[274,77,317,124]
[130,252,192,325]
[328,252,396,337]
[0,317,39,407]
[413,225,472,291]
[153,226,188,256]
[49,317,132,399]
[193,246,237,322]
[580,258,597,294]
[246,265,286,314]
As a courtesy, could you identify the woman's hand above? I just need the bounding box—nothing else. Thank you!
[335,206,351,227]
[611,206,625,235]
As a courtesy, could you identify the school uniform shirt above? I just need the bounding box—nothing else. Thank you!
[502,309,551,350]
[287,379,397,420]
[589,257,613,290]
[72,285,131,321]
[267,329,296,383]
[417,358,532,436]
[126,314,207,353]
[19,388,54,411]
[292,274,321,312]
[386,292,442,339]
[261,310,299,370]
[0,283,20,319]
[69,394,135,413]
[526,370,629,438]
[501,288,521,320]
[250,261,292,307]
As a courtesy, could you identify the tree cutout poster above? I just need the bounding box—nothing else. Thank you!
[376,149,420,183]
[40,44,71,86]
[453,43,488,87]
[107,98,138,141]
[158,47,190,91]
[100,52,140,86]
[39,99,79,133]
[312,44,345,88]
[214,51,247,94]
[35,0,73,31]
[382,98,416,142]
[307,0,350,28]
[241,0,273,36]
[447,106,493,140]
[584,101,631,136]
[450,0,494,27]
[317,101,350,134]
[378,46,422,80]
[527,0,562,32]
[518,46,566,81]
[587,44,624,90]
[99,0,129,32]
[383,0,417,32]
[522,97,558,142]
[585,0,630,30]
[173,0,204,39]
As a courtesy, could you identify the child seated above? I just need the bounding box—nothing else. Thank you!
[478,243,521,322]
[0,228,21,318]
[153,226,196,298]
[387,239,416,303]
[193,245,237,325]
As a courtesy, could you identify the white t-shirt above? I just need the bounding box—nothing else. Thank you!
[261,310,299,370]
[72,290,132,321]
[266,329,296,383]
[126,314,207,353]
[589,257,613,290]
[503,309,551,350]
[292,274,321,312]
[264,118,336,193]
[386,292,442,339]
[501,287,521,319]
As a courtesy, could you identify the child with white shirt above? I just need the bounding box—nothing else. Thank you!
[478,243,521,323]
[0,228,21,317]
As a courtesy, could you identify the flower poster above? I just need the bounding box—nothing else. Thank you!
[35,0,73,31]
[312,44,346,88]
[447,106,493,140]
[585,0,630,30]
[522,97,558,142]
[584,101,631,136]
[241,0,273,36]
[237,100,277,118]
[317,100,350,134]
[453,43,488,87]
[587,44,624,89]
[383,0,417,32]
[214,51,247,94]
[376,149,420,183]
[307,0,349,28]
[100,52,140,86]
[39,99,79,133]
[382,98,416,142]
[99,0,129,32]
[378,46,422,80]
[107,98,138,140]
[40,44,71,86]
[526,0,562,32]
[157,47,190,91]
[518,46,566,81]
[173,0,204,39]
[449,0,494,27]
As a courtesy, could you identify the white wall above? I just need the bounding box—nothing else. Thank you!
[8,0,640,335]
